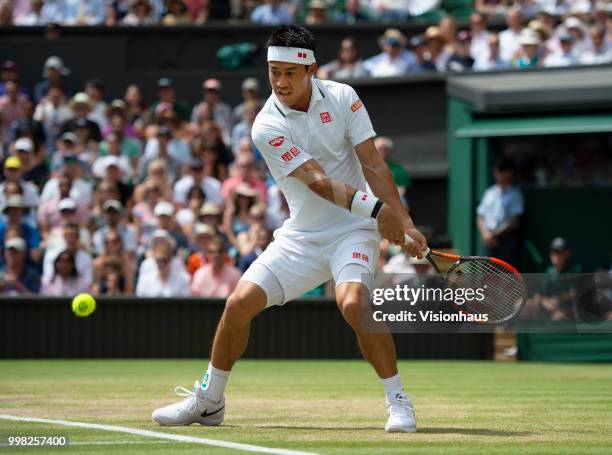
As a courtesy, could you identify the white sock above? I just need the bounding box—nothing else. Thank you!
[201,362,229,402]
[381,372,404,397]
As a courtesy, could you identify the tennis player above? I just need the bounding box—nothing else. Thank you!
[153,25,427,433]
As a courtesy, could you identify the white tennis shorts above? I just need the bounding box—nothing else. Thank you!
[241,229,380,307]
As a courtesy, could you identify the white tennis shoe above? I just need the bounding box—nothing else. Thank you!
[385,392,416,433]
[152,380,225,426]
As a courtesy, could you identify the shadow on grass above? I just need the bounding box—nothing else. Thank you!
[231,425,532,437]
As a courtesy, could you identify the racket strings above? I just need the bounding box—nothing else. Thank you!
[447,260,526,323]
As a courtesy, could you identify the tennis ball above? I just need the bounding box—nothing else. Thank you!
[72,293,96,317]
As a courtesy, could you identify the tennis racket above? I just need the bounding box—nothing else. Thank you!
[404,234,527,324]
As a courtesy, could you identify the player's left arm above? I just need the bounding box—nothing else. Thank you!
[355,138,426,256]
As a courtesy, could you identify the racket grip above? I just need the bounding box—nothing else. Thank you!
[404,233,430,256]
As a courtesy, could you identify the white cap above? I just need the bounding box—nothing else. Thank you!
[58,198,77,211]
[564,17,584,30]
[193,223,215,236]
[4,194,26,210]
[5,237,26,252]
[102,199,123,212]
[15,137,34,153]
[520,28,541,45]
[154,201,174,217]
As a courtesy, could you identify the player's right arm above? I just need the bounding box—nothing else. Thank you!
[288,159,405,244]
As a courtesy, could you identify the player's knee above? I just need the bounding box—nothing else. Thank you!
[223,288,262,326]
[339,293,367,330]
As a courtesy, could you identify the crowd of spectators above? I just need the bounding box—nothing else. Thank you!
[0,55,419,298]
[2,1,611,73]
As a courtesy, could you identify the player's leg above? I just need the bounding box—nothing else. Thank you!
[152,279,269,427]
[330,233,416,433]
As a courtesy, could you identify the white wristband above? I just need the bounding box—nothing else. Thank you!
[350,190,380,218]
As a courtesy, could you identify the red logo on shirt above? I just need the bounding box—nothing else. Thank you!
[361,194,368,201]
[269,136,284,147]
[281,152,293,162]
[320,112,332,123]
[289,147,300,157]
[352,252,369,262]
[297,52,307,59]
[351,99,363,112]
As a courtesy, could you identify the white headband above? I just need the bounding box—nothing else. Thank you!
[267,46,316,65]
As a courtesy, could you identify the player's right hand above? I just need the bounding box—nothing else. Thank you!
[377,204,405,245]
[403,227,427,258]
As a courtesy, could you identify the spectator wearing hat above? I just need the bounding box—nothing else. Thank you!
[92,135,134,184]
[0,156,40,222]
[536,237,583,321]
[476,159,523,266]
[544,31,579,67]
[49,132,82,173]
[423,26,452,72]
[11,137,48,188]
[44,197,92,251]
[192,79,232,140]
[374,137,411,206]
[33,56,72,103]
[564,17,591,59]
[474,33,511,71]
[0,194,41,262]
[122,0,157,24]
[162,0,191,25]
[40,154,93,207]
[102,100,140,140]
[151,77,190,122]
[408,35,436,71]
[0,236,40,293]
[42,248,91,296]
[175,185,206,235]
[364,29,419,77]
[191,237,240,297]
[61,92,102,142]
[515,28,542,68]
[335,0,369,24]
[140,126,187,183]
[186,221,221,275]
[154,200,188,251]
[581,25,612,64]
[93,199,138,256]
[93,230,134,294]
[223,183,260,251]
[469,12,491,62]
[500,8,525,62]
[317,37,368,80]
[232,78,265,127]
[0,61,29,98]
[38,174,87,237]
[173,158,222,207]
[446,31,475,72]
[135,239,191,297]
[33,83,72,151]
[42,221,93,287]
[0,81,28,144]
[99,114,142,168]
[305,0,328,24]
[250,0,293,24]
[221,154,267,202]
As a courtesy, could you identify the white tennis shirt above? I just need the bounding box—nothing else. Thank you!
[252,78,378,242]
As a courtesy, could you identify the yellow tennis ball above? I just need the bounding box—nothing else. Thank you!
[72,293,96,317]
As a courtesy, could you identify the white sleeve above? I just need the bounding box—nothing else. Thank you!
[252,115,313,177]
[343,85,376,147]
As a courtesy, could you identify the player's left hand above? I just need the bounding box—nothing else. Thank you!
[402,227,427,258]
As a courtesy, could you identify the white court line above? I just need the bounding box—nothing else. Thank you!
[0,415,320,455]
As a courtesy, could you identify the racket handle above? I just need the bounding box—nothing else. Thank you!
[404,233,430,256]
